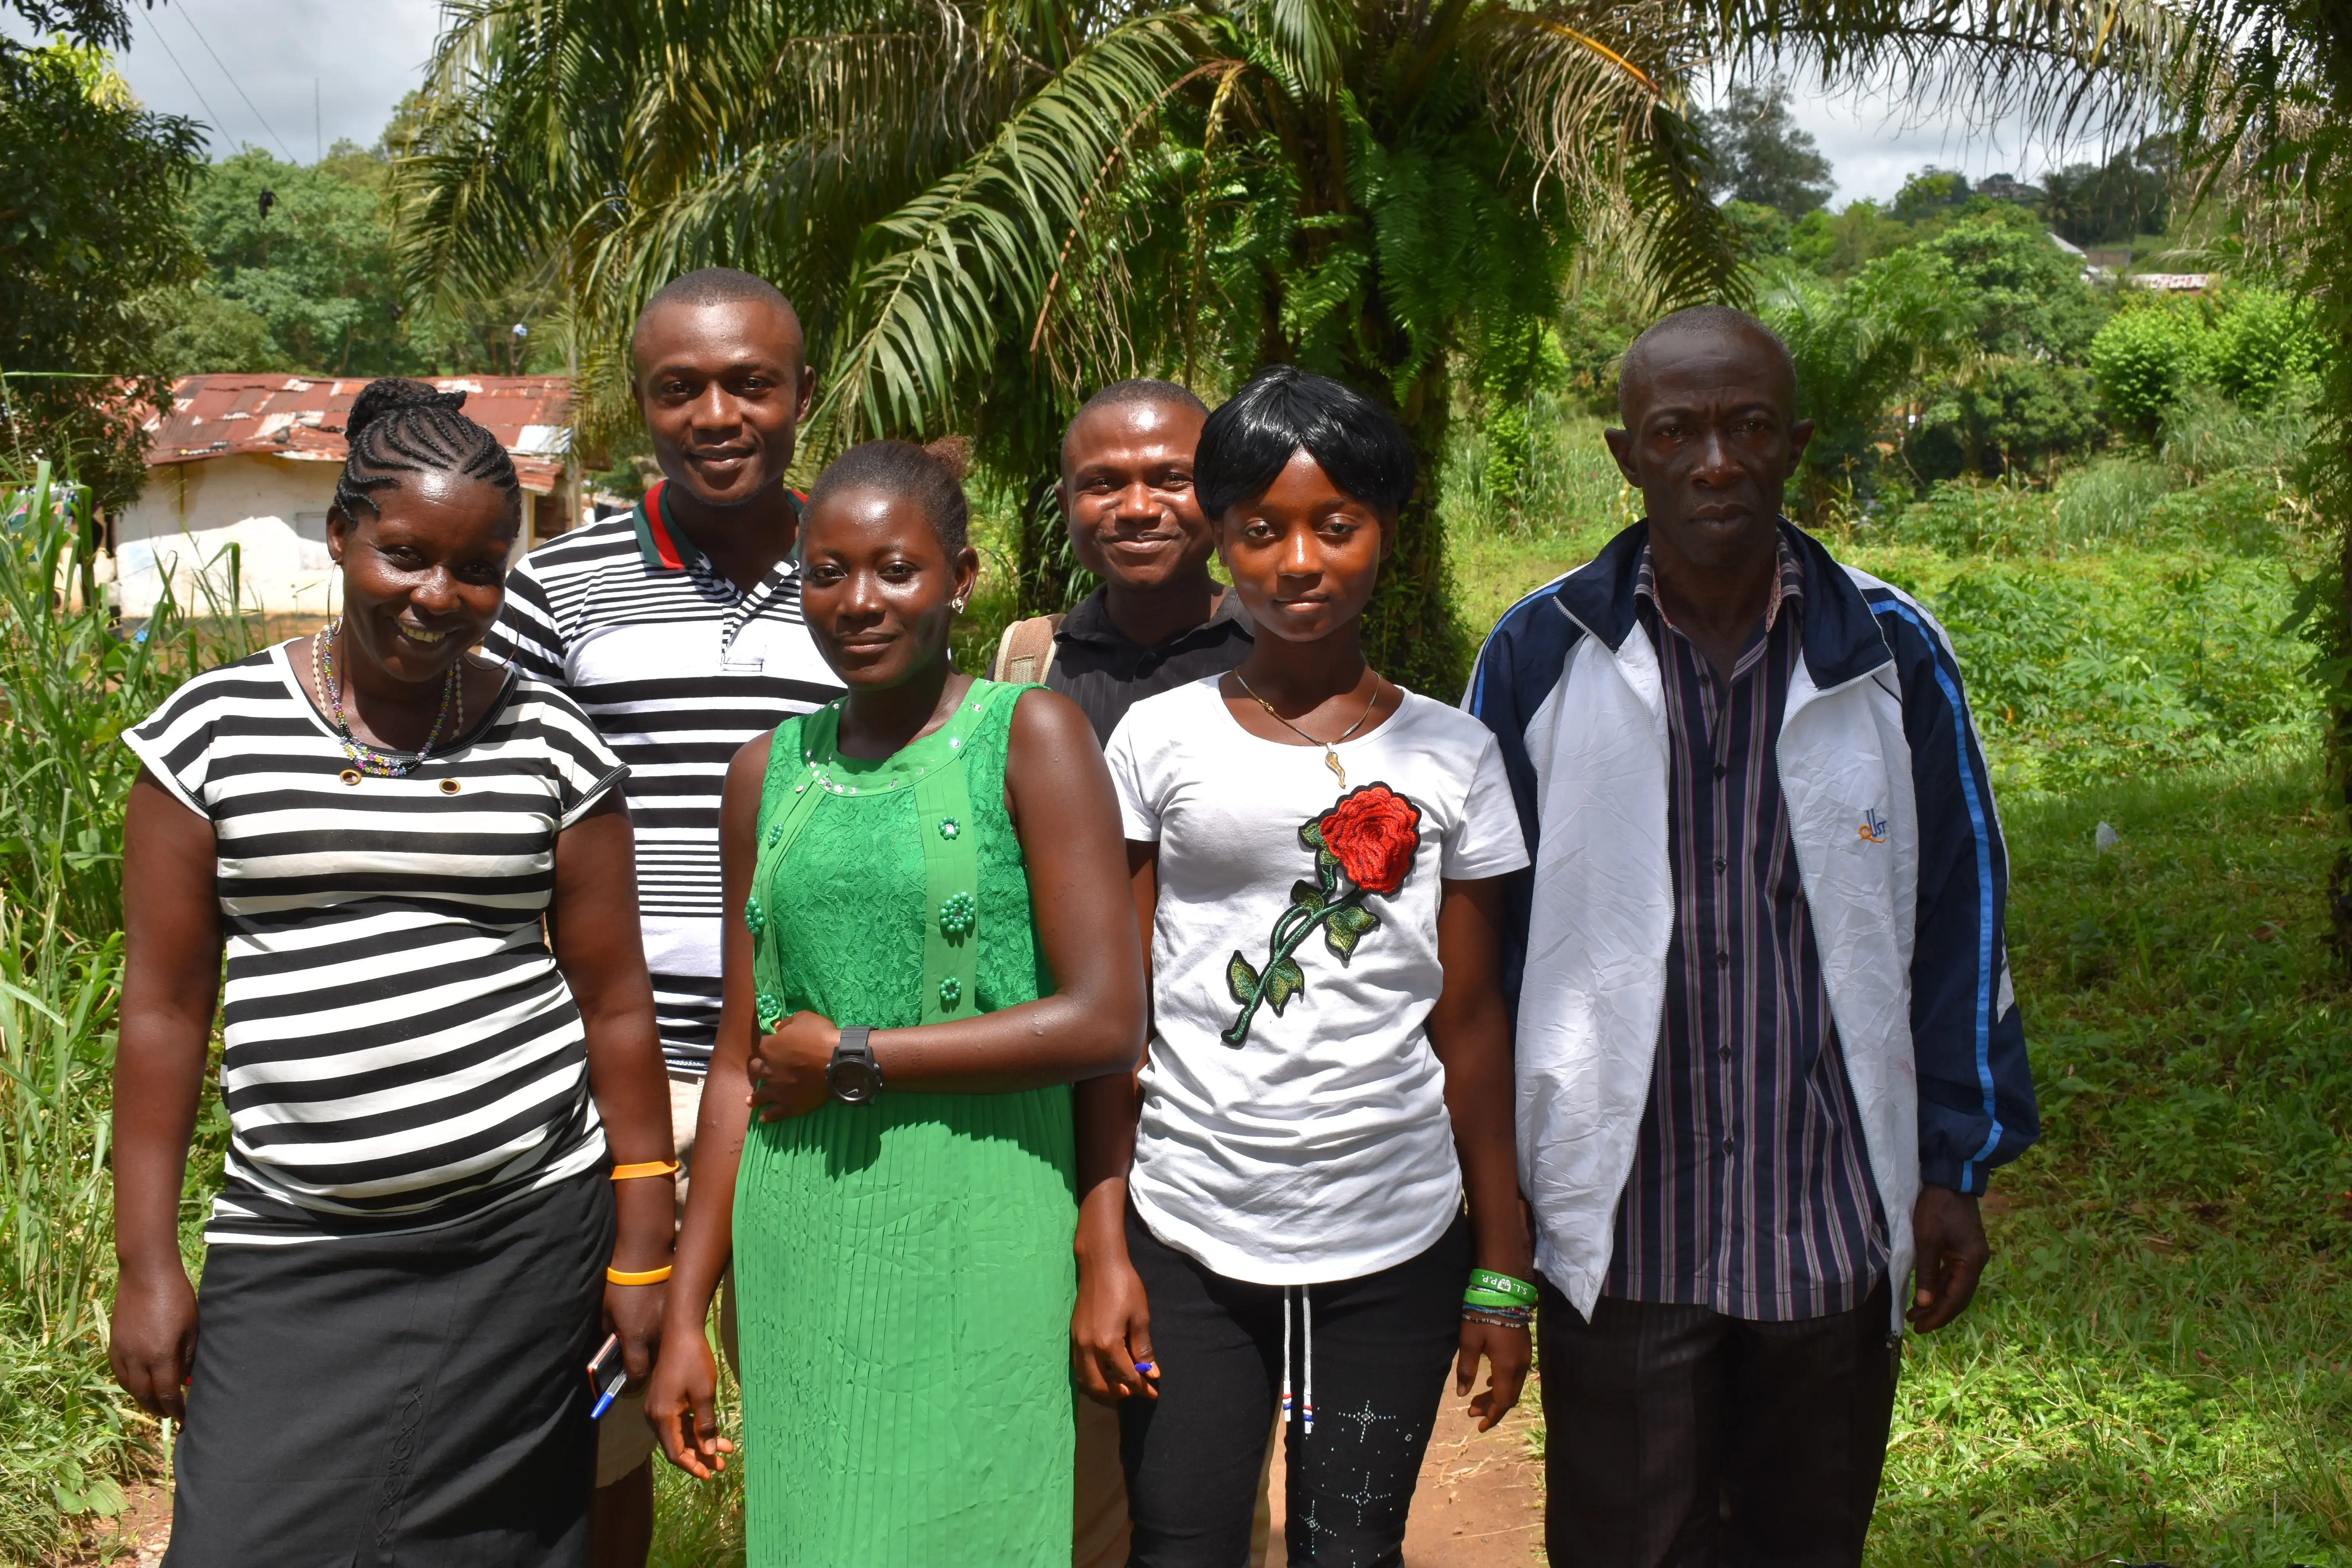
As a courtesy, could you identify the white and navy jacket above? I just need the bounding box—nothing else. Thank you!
[1464,521,2037,1327]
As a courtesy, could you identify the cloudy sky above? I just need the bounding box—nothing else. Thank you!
[71,0,2118,205]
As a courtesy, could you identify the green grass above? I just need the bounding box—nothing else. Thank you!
[1871,753,2352,1566]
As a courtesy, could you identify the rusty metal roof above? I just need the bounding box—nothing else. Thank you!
[142,374,575,494]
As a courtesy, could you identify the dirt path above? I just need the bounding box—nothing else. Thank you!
[1266,1372,1546,1566]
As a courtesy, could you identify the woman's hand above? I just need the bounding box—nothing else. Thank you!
[110,1261,198,1421]
[644,1325,734,1479]
[1454,1317,1530,1432]
[745,1011,837,1120]
[604,1272,668,1393]
[1071,1253,1158,1407]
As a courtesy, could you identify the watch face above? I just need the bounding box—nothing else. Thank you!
[827,1056,882,1104]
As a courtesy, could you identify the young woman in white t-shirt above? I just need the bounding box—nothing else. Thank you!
[1076,366,1535,1566]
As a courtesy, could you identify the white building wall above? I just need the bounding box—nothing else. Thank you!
[113,456,342,621]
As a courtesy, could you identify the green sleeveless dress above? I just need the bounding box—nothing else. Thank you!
[733,679,1075,1566]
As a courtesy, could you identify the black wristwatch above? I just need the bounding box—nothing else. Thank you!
[826,1025,883,1105]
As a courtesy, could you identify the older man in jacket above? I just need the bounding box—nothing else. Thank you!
[1465,306,2037,1566]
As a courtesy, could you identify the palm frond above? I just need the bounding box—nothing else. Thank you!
[807,12,1210,450]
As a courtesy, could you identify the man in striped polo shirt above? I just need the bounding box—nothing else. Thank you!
[1468,308,2037,1564]
[485,268,844,1565]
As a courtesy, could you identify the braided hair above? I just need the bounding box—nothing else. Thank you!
[332,377,523,530]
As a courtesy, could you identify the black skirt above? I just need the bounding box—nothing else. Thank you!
[165,1169,613,1568]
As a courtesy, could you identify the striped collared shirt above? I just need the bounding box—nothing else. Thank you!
[483,483,844,1074]
[1606,534,1888,1321]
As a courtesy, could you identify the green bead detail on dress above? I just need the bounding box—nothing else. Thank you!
[938,817,960,840]
[756,991,784,1029]
[744,895,766,935]
[938,890,977,940]
[767,820,784,847]
[937,975,963,1010]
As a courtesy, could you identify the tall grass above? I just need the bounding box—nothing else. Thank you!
[0,460,245,1562]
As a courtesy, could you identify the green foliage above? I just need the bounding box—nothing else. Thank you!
[2038,136,2174,245]
[1913,207,2106,361]
[1787,199,1915,279]
[1910,359,2104,482]
[2087,299,2203,435]
[1760,248,1977,506]
[1694,79,1833,219]
[2090,288,2325,436]
[1890,167,1973,223]
[2206,286,2325,407]
[0,40,203,512]
[161,141,559,378]
[0,459,251,1562]
[1719,200,1792,260]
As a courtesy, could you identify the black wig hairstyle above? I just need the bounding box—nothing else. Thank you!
[331,377,522,530]
[1194,365,1416,522]
[805,438,971,557]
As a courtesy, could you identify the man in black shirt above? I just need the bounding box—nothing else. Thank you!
[995,379,1264,1568]
[992,379,1252,742]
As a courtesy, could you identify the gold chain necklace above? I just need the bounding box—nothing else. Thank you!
[1233,671,1380,789]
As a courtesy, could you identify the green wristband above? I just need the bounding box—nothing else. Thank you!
[1463,1287,1529,1309]
[1468,1268,1539,1306]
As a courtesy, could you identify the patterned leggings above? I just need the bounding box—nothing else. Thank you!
[1116,1205,1471,1568]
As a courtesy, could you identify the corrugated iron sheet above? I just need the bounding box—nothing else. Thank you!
[141,375,574,494]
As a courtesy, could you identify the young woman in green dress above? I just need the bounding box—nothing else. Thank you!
[644,439,1147,1566]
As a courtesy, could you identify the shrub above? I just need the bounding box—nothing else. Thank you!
[2159,380,2320,485]
[2053,456,2173,543]
[1911,359,2104,481]
[2088,300,2204,434]
[2204,286,2323,407]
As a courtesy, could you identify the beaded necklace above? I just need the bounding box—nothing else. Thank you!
[312,619,463,779]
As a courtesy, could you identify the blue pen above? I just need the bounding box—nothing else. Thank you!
[588,1334,627,1419]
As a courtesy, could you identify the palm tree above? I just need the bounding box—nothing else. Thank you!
[397,0,1739,690]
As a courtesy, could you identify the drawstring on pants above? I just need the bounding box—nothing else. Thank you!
[1278,1285,1315,1437]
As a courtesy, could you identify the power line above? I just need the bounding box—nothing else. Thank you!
[143,20,227,149]
[172,2,297,162]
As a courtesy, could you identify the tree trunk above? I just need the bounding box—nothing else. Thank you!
[2310,10,2352,969]
[1360,360,1471,699]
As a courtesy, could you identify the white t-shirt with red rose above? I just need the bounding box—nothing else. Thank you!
[1105,677,1530,1285]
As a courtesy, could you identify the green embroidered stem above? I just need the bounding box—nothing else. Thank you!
[1221,889,1369,1046]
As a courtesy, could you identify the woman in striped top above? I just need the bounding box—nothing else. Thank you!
[110,379,677,1567]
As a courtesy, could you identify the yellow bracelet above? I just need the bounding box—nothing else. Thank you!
[606,1264,673,1286]
[609,1160,680,1182]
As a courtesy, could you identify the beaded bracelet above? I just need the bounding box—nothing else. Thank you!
[1462,1305,1534,1330]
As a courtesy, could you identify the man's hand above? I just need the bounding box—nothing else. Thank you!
[745,1011,837,1120]
[1909,1184,1991,1332]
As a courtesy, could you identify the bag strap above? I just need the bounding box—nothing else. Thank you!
[990,613,1065,686]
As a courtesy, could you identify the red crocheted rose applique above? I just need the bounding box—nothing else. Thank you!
[1222,783,1424,1047]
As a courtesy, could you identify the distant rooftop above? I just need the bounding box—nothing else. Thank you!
[141,375,574,494]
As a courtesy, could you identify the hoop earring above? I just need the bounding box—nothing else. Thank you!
[951,597,968,613]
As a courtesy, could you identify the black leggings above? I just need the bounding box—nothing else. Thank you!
[1117,1205,1471,1568]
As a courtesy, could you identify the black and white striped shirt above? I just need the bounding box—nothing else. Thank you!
[124,642,629,1245]
[481,486,844,1073]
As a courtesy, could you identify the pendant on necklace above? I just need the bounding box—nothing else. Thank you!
[1325,751,1346,789]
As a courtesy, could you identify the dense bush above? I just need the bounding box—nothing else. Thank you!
[2089,288,2324,434]
[1909,360,2104,481]
[2087,301,2203,435]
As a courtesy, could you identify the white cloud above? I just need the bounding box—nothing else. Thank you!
[103,0,442,159]
[1696,64,2151,207]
